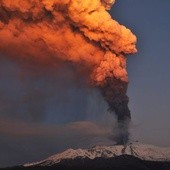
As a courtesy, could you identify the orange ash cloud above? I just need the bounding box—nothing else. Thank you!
[0,0,137,85]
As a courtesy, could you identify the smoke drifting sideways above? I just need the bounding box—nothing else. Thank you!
[0,0,137,144]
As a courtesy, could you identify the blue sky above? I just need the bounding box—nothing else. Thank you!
[110,0,170,146]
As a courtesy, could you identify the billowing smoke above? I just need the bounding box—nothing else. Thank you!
[0,0,137,144]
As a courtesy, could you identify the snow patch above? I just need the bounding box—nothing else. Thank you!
[24,143,170,167]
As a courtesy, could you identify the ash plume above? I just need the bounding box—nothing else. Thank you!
[0,0,137,144]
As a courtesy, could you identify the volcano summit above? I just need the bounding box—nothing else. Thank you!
[2,143,170,170]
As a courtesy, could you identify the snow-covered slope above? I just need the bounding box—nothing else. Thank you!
[24,143,170,167]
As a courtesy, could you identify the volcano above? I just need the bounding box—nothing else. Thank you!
[2,143,170,170]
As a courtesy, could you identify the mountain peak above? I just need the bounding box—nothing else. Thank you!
[24,142,170,167]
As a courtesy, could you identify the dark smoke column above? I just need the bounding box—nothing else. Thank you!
[92,52,135,145]
[100,77,131,144]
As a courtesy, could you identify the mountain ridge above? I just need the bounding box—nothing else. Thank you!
[24,142,170,167]
[1,143,170,170]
